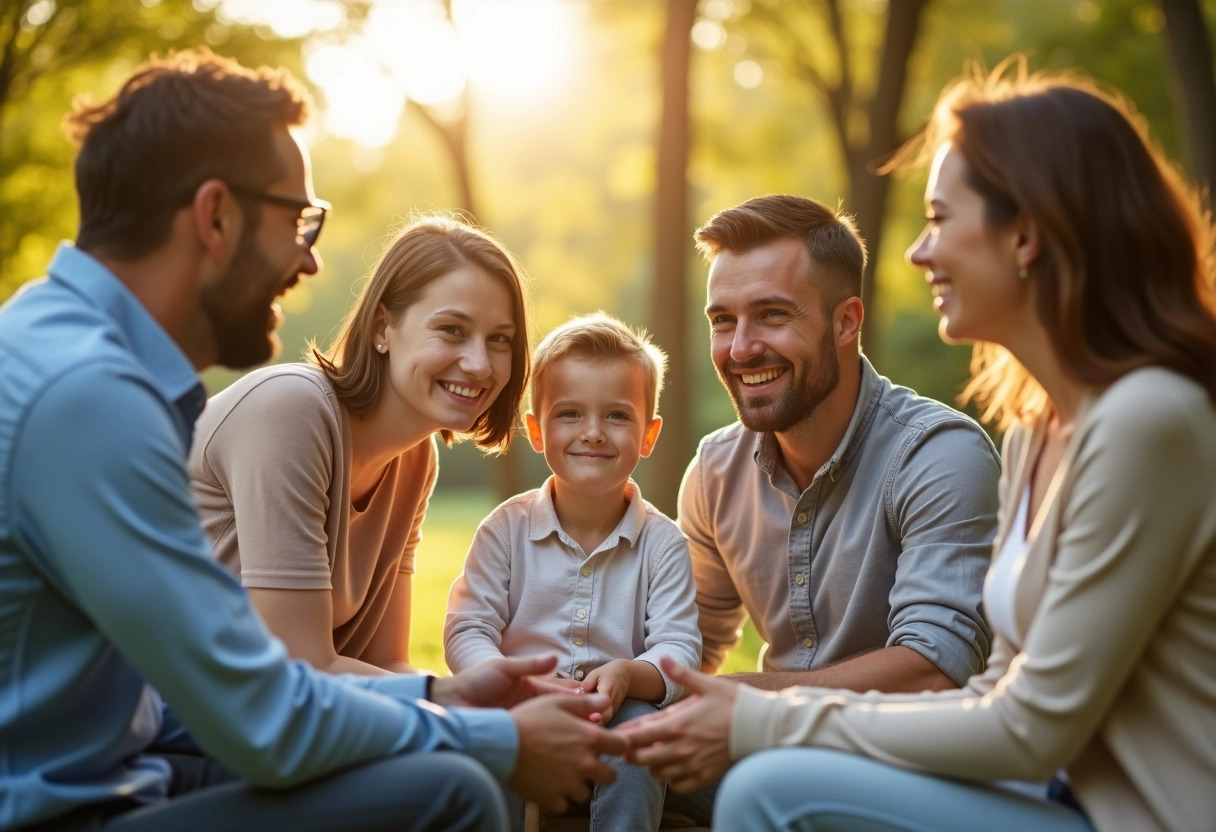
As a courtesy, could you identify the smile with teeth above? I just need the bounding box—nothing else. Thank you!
[740,368,785,385]
[929,279,952,298]
[441,382,484,400]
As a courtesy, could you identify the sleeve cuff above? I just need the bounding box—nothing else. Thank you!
[450,707,519,782]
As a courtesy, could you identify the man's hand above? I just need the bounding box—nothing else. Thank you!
[507,693,628,813]
[581,659,632,723]
[616,656,739,793]
[431,654,573,709]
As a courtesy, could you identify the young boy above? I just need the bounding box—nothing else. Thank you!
[445,311,702,832]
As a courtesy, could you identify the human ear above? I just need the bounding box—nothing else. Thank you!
[372,303,391,346]
[525,412,544,453]
[639,416,663,458]
[834,297,864,345]
[1013,213,1041,272]
[190,179,241,260]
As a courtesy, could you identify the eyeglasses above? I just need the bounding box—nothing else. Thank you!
[226,183,331,248]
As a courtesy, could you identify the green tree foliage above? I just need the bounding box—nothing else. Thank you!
[0,0,302,298]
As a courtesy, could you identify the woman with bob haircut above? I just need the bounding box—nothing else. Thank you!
[621,61,1216,832]
[190,214,531,676]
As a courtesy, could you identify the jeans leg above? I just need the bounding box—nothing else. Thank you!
[588,699,664,832]
[715,748,1095,832]
[662,781,718,827]
[100,751,508,832]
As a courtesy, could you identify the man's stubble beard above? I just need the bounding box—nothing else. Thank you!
[724,324,840,434]
[201,229,285,371]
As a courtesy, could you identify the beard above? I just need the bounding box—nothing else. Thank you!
[200,230,287,370]
[721,324,840,434]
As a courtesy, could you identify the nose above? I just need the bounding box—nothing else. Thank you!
[729,320,764,364]
[460,340,492,379]
[581,418,605,443]
[300,244,322,277]
[906,227,931,268]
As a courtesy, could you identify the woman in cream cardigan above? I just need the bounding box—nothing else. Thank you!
[621,65,1216,832]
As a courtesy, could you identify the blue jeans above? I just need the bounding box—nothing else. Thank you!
[714,748,1094,831]
[507,698,664,832]
[31,751,508,832]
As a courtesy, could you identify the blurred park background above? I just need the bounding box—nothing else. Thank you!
[4,0,1214,672]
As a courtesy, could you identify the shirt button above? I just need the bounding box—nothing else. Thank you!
[577,609,587,619]
[796,512,807,524]
[574,669,585,680]
[581,567,591,577]
[795,573,805,586]
[574,637,585,646]
[803,636,815,648]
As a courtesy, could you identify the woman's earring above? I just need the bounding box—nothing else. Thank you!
[375,343,386,353]
[1017,267,1029,280]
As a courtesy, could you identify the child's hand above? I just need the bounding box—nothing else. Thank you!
[582,660,632,723]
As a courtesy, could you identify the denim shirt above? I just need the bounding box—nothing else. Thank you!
[0,245,516,828]
[679,354,999,684]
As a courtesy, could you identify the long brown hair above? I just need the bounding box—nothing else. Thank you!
[310,215,531,453]
[907,61,1216,429]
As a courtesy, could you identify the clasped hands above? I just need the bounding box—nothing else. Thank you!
[430,654,739,812]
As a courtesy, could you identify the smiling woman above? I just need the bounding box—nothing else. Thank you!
[189,214,533,679]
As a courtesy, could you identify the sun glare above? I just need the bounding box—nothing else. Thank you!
[226,0,582,148]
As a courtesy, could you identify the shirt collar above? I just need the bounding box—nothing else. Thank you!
[47,243,206,432]
[528,475,647,550]
[753,353,884,486]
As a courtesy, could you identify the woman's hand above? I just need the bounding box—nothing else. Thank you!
[616,656,740,792]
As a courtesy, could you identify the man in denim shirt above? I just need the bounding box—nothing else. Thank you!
[658,195,998,824]
[0,50,621,832]
[684,194,998,693]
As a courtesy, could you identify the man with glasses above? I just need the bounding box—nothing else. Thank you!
[0,49,623,832]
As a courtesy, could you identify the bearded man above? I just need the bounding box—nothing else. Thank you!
[685,193,1000,692]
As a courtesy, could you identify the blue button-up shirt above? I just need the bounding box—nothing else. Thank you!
[0,245,516,828]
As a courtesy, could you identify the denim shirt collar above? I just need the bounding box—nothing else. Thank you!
[527,475,646,551]
[46,243,207,435]
[754,353,884,489]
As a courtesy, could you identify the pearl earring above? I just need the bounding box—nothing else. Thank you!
[1017,267,1029,280]
[375,343,386,353]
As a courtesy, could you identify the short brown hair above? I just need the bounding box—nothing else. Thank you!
[529,311,667,420]
[64,48,311,260]
[906,61,1216,428]
[311,215,532,454]
[694,194,867,306]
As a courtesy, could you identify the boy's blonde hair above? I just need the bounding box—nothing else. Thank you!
[530,311,667,419]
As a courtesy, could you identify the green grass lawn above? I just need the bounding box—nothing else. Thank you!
[411,488,762,676]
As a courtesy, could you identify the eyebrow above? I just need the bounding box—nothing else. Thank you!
[705,295,797,316]
[430,309,516,331]
[549,399,639,411]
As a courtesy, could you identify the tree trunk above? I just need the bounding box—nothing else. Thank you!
[1159,0,1216,196]
[647,0,696,516]
[851,0,927,366]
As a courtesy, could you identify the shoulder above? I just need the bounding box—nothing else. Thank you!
[482,488,543,529]
[1085,368,1216,458]
[872,376,999,461]
[639,499,685,540]
[690,421,758,472]
[198,364,340,435]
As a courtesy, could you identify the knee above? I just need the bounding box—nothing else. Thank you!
[427,752,508,818]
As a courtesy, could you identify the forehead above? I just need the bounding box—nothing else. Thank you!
[706,237,818,309]
[268,126,313,200]
[540,355,647,406]
[412,265,516,321]
[926,143,969,200]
